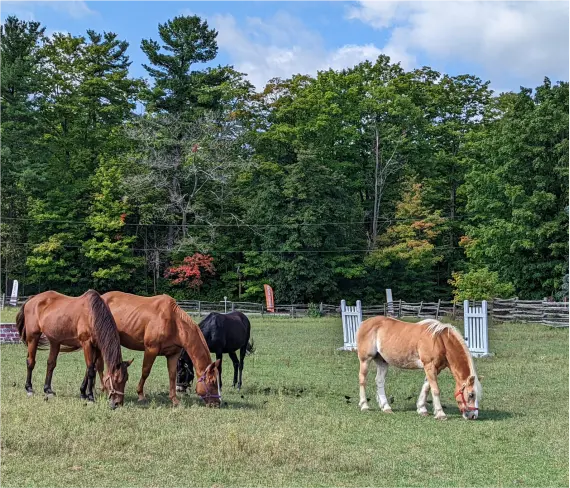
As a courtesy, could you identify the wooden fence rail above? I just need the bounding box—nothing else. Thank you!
[1,294,567,327]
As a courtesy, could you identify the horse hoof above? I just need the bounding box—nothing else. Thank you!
[435,414,448,421]
[80,394,87,400]
[176,386,186,393]
[418,410,430,417]
[26,391,34,397]
[45,392,56,398]
[383,408,394,414]
[360,404,370,412]
[137,396,147,403]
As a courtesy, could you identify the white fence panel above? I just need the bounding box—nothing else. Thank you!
[464,300,490,357]
[340,299,362,350]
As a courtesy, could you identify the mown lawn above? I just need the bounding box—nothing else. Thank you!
[1,315,568,487]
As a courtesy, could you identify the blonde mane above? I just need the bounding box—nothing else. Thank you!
[418,319,482,399]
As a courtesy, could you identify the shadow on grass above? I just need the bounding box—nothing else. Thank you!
[351,400,515,421]
[125,391,263,410]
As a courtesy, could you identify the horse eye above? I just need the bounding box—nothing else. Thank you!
[468,392,475,400]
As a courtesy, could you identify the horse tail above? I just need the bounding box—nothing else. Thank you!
[86,290,122,367]
[16,300,27,344]
[246,337,255,356]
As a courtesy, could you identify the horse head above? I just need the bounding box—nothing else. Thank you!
[104,358,134,409]
[195,359,222,407]
[455,375,482,420]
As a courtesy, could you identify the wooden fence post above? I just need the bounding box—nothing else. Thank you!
[418,301,423,317]
[436,299,441,320]
[398,299,402,318]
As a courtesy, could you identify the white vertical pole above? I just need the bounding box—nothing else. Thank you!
[482,300,488,355]
[463,300,470,349]
[341,300,347,349]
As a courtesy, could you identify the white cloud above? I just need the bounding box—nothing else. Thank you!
[210,11,403,90]
[2,1,97,20]
[348,1,569,84]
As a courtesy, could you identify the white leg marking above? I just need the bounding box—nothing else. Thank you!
[416,378,430,415]
[358,358,370,411]
[375,359,392,412]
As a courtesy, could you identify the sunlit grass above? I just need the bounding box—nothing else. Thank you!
[1,316,568,487]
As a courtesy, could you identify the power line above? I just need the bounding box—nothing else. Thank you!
[5,242,462,254]
[1,214,473,227]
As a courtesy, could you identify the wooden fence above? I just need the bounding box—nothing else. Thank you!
[2,294,567,327]
[491,299,569,327]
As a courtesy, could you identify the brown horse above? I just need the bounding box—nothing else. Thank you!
[99,292,221,407]
[356,317,482,420]
[16,290,132,408]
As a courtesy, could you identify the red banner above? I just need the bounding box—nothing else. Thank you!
[264,284,275,313]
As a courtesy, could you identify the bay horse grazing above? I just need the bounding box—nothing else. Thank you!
[16,290,132,408]
[100,292,221,407]
[177,311,254,392]
[356,317,482,420]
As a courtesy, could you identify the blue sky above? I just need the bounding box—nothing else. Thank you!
[2,1,568,94]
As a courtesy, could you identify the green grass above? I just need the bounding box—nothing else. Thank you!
[1,307,20,323]
[1,316,568,487]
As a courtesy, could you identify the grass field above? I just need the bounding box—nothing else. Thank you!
[1,314,568,487]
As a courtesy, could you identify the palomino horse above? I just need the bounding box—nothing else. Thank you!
[99,292,221,407]
[16,290,132,408]
[176,311,254,392]
[356,317,482,420]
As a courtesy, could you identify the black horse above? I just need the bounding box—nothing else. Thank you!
[177,311,254,392]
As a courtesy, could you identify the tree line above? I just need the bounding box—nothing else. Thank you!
[1,15,568,304]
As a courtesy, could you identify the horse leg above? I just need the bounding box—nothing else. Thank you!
[424,364,446,420]
[228,351,239,388]
[25,334,41,396]
[82,343,98,402]
[43,342,60,397]
[374,357,392,413]
[416,377,431,417]
[215,350,223,391]
[80,369,89,400]
[137,347,159,402]
[237,345,246,390]
[358,357,371,411]
[166,354,180,406]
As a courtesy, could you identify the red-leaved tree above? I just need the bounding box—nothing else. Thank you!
[164,253,215,289]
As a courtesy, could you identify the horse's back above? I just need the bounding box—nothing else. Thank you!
[102,291,180,351]
[357,316,436,368]
[23,291,93,345]
[200,311,249,351]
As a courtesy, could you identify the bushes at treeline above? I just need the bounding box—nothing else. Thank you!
[1,15,568,303]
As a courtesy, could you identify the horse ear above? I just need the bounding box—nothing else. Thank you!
[214,359,221,369]
[466,375,475,386]
[126,358,134,367]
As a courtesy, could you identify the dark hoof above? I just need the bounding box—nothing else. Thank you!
[87,396,95,403]
[80,393,87,400]
[45,391,56,398]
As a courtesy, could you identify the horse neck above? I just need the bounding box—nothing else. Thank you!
[441,331,472,385]
[174,309,212,376]
[87,290,123,372]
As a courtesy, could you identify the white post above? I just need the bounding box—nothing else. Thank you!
[224,296,227,313]
[482,300,489,355]
[463,300,470,347]
[341,300,347,348]
[386,289,393,316]
[9,280,19,307]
